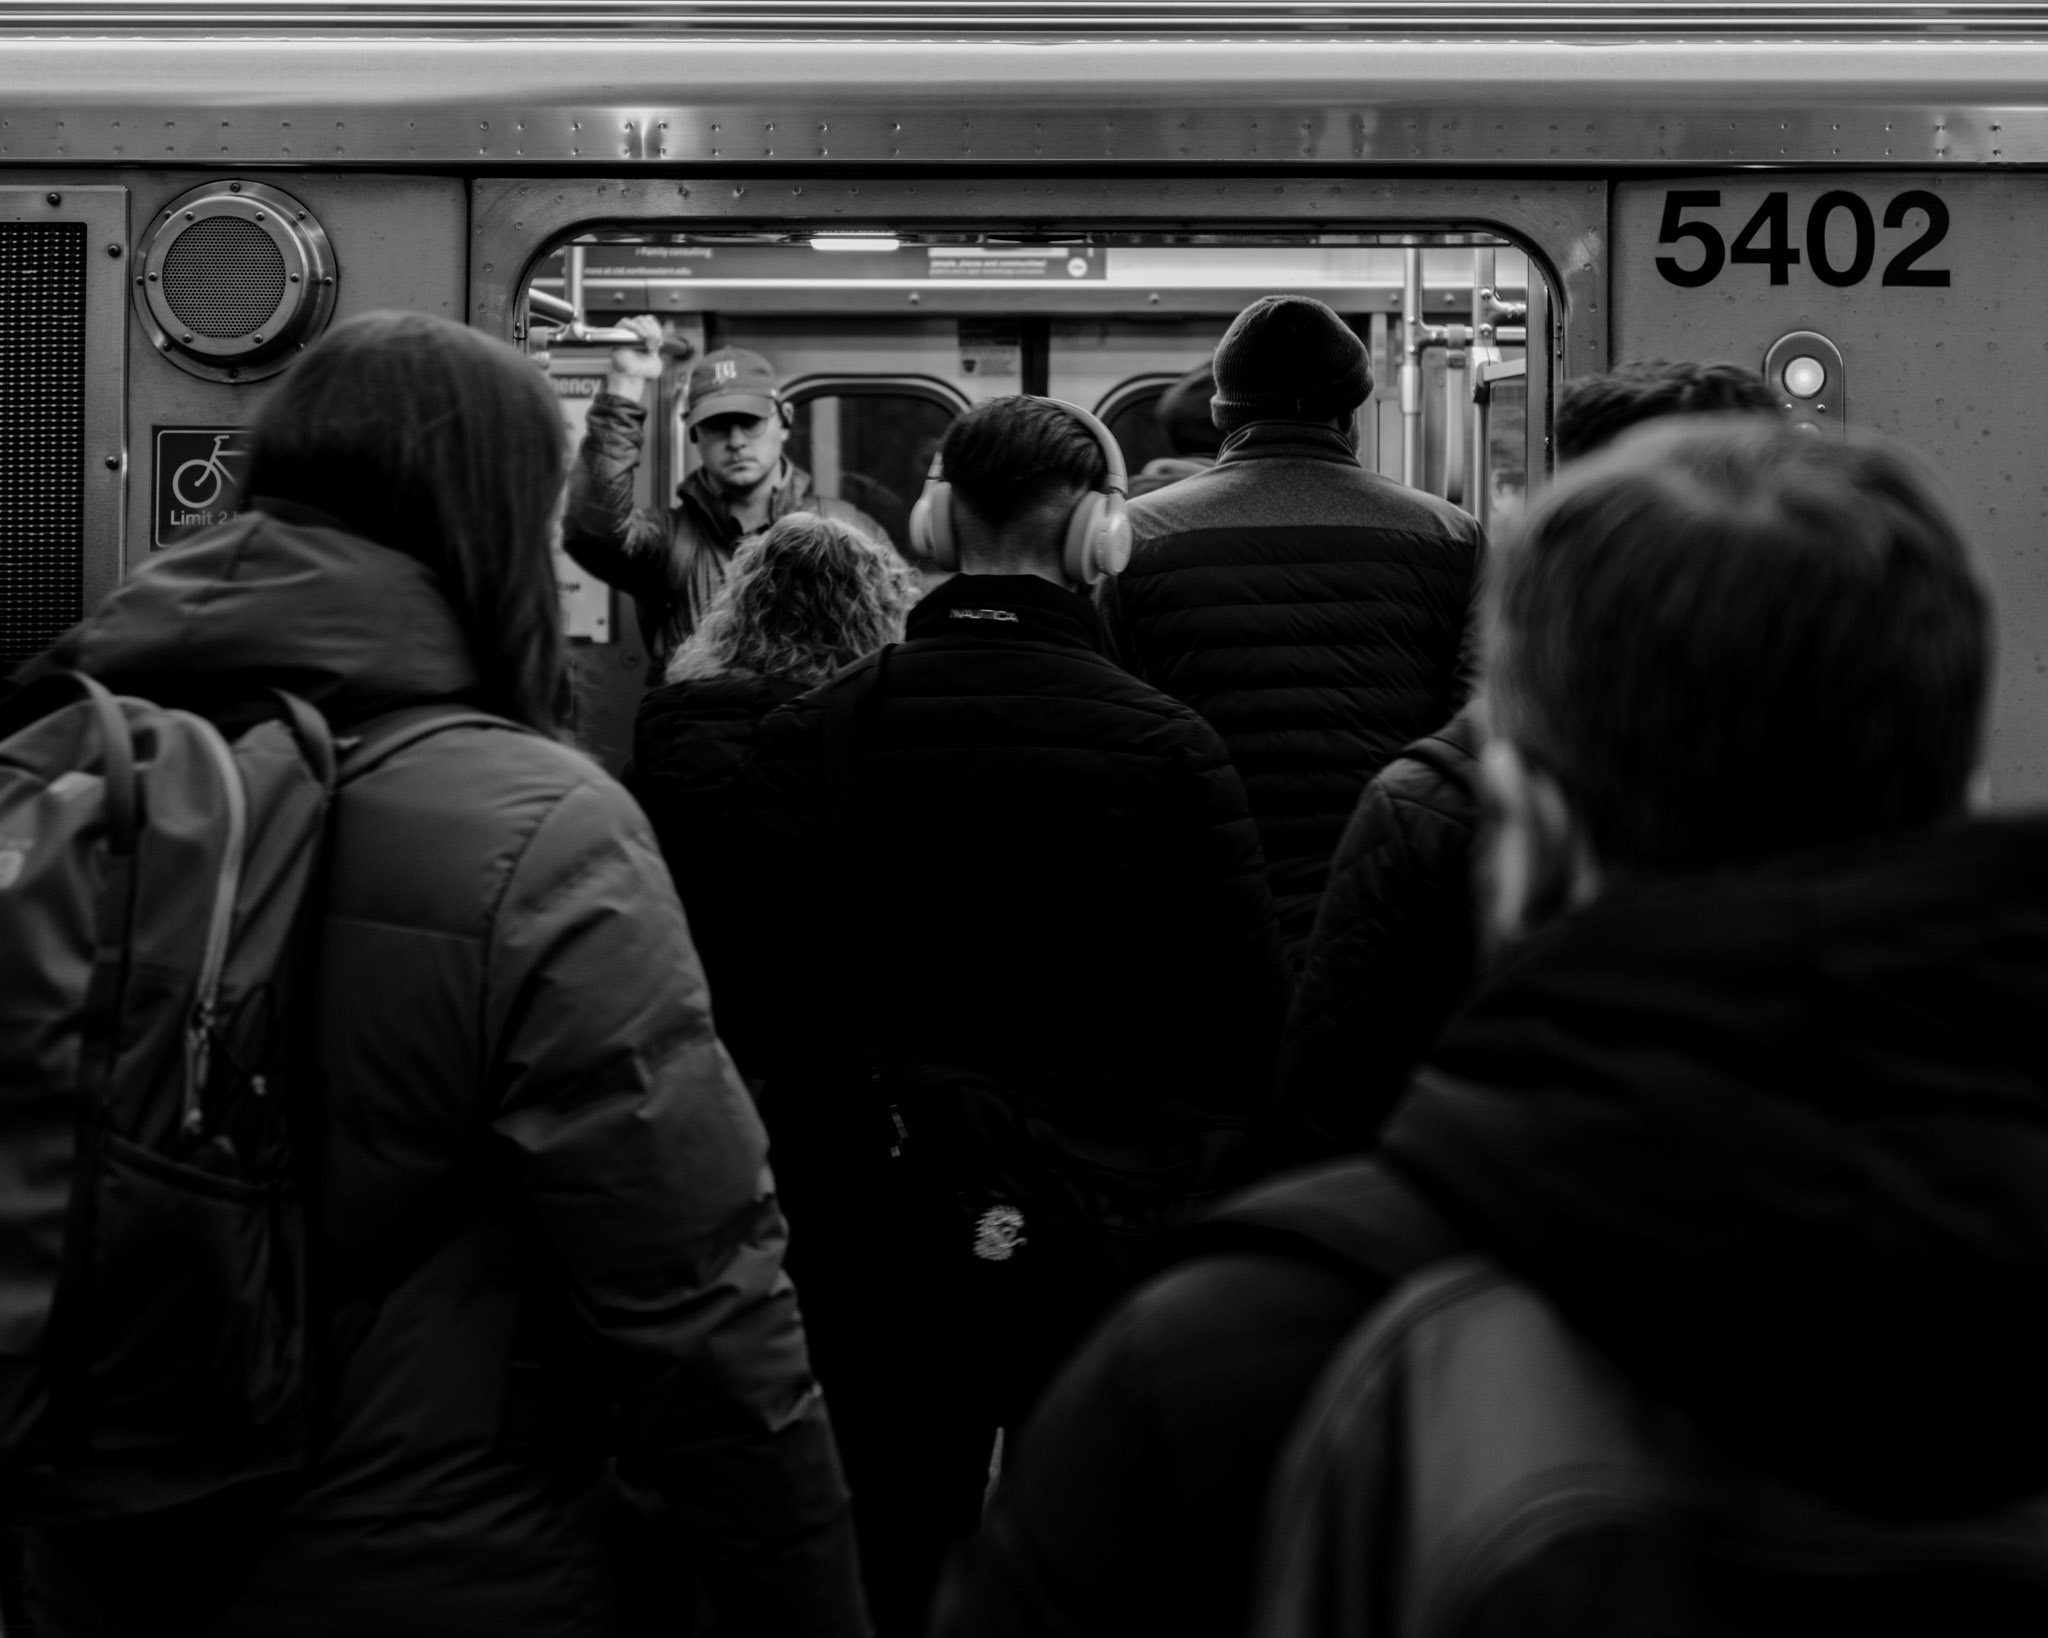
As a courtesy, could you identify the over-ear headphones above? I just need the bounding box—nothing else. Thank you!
[907,397,1132,585]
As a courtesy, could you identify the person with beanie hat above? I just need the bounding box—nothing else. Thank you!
[1128,364,1226,500]
[1101,294,1483,960]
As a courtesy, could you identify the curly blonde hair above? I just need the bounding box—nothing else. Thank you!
[666,511,914,686]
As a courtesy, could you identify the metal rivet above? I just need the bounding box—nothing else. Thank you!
[44,190,59,205]
[228,180,241,192]
[105,242,122,257]
[181,332,192,342]
[148,271,158,281]
[254,210,265,220]
[290,272,300,283]
[104,455,120,470]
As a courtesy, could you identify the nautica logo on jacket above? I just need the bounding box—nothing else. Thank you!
[950,608,1019,623]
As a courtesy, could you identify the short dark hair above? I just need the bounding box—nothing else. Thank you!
[1555,361,1782,463]
[1488,418,1992,874]
[244,311,570,734]
[939,396,1106,525]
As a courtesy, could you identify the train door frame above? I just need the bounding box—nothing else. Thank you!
[472,174,1607,495]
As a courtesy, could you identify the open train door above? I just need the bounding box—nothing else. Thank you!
[478,176,1598,769]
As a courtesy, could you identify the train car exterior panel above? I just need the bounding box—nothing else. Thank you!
[6,35,2048,168]
[1614,171,2048,801]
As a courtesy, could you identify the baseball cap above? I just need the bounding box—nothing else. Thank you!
[683,347,782,428]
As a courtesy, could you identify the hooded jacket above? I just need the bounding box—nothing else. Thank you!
[1385,815,2048,1518]
[15,508,866,1638]
[936,816,2048,1638]
[563,392,884,674]
[1102,422,1482,957]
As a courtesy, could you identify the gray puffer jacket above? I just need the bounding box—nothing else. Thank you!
[1103,422,1482,957]
[16,507,867,1638]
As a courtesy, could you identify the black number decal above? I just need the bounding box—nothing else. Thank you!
[1807,191,1876,287]
[1882,190,1952,287]
[1656,190,1725,288]
[1729,192,1801,285]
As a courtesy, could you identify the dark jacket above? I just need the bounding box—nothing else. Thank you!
[627,670,810,1076]
[1102,422,1482,954]
[1273,702,1482,1158]
[939,817,2048,1636]
[563,391,882,674]
[20,510,866,1638]
[740,570,1289,1123]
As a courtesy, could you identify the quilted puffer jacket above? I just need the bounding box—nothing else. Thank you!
[1273,702,1483,1159]
[16,508,867,1638]
[1103,422,1482,955]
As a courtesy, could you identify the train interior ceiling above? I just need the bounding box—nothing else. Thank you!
[527,230,1534,725]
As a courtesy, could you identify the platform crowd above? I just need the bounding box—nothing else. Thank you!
[5,296,2046,1638]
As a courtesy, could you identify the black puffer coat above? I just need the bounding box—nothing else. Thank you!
[1103,422,1482,954]
[740,569,1288,1118]
[19,510,866,1638]
[628,671,810,1076]
[1273,703,1482,1158]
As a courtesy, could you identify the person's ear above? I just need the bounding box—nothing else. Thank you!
[1478,737,1599,949]
[778,402,795,434]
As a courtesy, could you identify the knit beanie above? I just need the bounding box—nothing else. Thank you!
[1210,295,1372,432]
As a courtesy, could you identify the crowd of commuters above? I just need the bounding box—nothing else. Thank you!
[8,294,2048,1638]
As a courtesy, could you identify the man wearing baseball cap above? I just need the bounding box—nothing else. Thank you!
[1101,294,1484,960]
[563,317,885,676]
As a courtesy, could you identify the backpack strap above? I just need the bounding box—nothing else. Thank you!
[0,670,140,853]
[1398,730,1477,805]
[1184,1156,1467,1292]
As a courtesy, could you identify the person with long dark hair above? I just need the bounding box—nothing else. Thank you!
[15,311,867,1638]
[629,511,913,1075]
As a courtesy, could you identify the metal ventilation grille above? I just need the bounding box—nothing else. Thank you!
[162,216,287,339]
[0,222,85,672]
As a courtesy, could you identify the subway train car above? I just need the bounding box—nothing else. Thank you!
[0,1,2043,780]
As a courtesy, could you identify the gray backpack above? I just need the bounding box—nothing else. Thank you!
[0,671,491,1520]
[1254,1257,2048,1638]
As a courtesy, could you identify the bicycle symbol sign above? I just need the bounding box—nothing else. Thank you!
[153,426,251,550]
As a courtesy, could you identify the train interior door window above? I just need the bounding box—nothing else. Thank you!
[529,232,1535,540]
[525,229,1540,765]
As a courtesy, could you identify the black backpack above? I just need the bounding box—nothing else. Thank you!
[0,673,496,1520]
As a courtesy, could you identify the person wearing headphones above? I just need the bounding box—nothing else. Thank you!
[733,394,1290,1638]
[561,317,886,676]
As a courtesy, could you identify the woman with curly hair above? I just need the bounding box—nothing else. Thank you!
[630,511,913,1070]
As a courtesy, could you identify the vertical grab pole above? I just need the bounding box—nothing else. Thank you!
[1469,247,1494,516]
[1401,247,1424,491]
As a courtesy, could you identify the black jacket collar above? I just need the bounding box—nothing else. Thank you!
[908,572,1112,657]
[1215,420,1362,468]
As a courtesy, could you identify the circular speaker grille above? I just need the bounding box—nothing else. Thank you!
[161,216,288,339]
